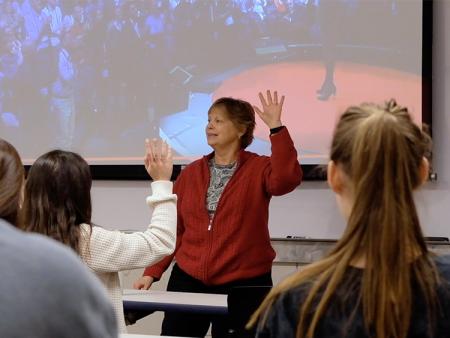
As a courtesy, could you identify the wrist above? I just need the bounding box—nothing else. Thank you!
[268,121,282,129]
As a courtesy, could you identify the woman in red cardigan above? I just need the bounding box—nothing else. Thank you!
[133,90,302,337]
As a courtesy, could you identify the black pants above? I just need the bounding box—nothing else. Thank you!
[161,264,272,338]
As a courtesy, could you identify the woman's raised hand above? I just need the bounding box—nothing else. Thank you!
[144,139,173,181]
[253,90,284,129]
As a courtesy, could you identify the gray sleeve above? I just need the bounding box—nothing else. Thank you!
[0,225,118,338]
[54,249,119,338]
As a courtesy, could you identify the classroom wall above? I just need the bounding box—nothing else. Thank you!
[91,0,450,240]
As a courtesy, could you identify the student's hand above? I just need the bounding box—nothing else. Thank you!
[253,90,284,129]
[132,276,154,290]
[144,139,173,181]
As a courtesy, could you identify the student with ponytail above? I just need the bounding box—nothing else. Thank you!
[251,100,450,338]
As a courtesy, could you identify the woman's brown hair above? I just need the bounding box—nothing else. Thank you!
[0,138,24,227]
[250,100,440,338]
[22,150,92,254]
[209,97,256,149]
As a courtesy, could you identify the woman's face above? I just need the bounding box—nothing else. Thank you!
[206,106,243,150]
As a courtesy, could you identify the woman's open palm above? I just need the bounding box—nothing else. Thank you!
[253,90,284,129]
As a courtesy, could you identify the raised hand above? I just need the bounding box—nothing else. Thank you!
[253,90,284,129]
[144,139,173,181]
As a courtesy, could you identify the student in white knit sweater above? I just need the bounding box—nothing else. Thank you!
[22,139,177,333]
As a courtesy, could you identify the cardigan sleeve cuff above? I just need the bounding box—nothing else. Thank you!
[146,181,177,206]
[270,125,285,135]
[143,265,165,280]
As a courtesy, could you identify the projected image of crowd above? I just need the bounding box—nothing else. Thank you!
[0,0,412,155]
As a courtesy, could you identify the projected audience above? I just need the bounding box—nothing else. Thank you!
[0,0,421,158]
[251,101,450,338]
[0,138,118,338]
[22,139,177,333]
[49,33,77,149]
[133,90,302,337]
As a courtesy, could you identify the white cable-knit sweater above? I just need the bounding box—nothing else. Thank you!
[79,181,177,333]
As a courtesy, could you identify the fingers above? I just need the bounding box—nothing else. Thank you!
[280,95,285,108]
[145,138,151,155]
[253,105,263,118]
[165,143,173,164]
[259,90,283,107]
[161,140,168,159]
[149,139,164,161]
[145,138,172,164]
[258,92,267,108]
[151,139,160,161]
[132,280,143,290]
[145,139,159,171]
[133,276,153,290]
[144,138,152,168]
[266,89,273,105]
[160,140,173,162]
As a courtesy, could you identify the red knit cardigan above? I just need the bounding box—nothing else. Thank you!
[144,127,302,285]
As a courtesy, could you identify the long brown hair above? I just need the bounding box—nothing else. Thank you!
[0,138,24,227]
[250,100,440,338]
[22,150,92,254]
